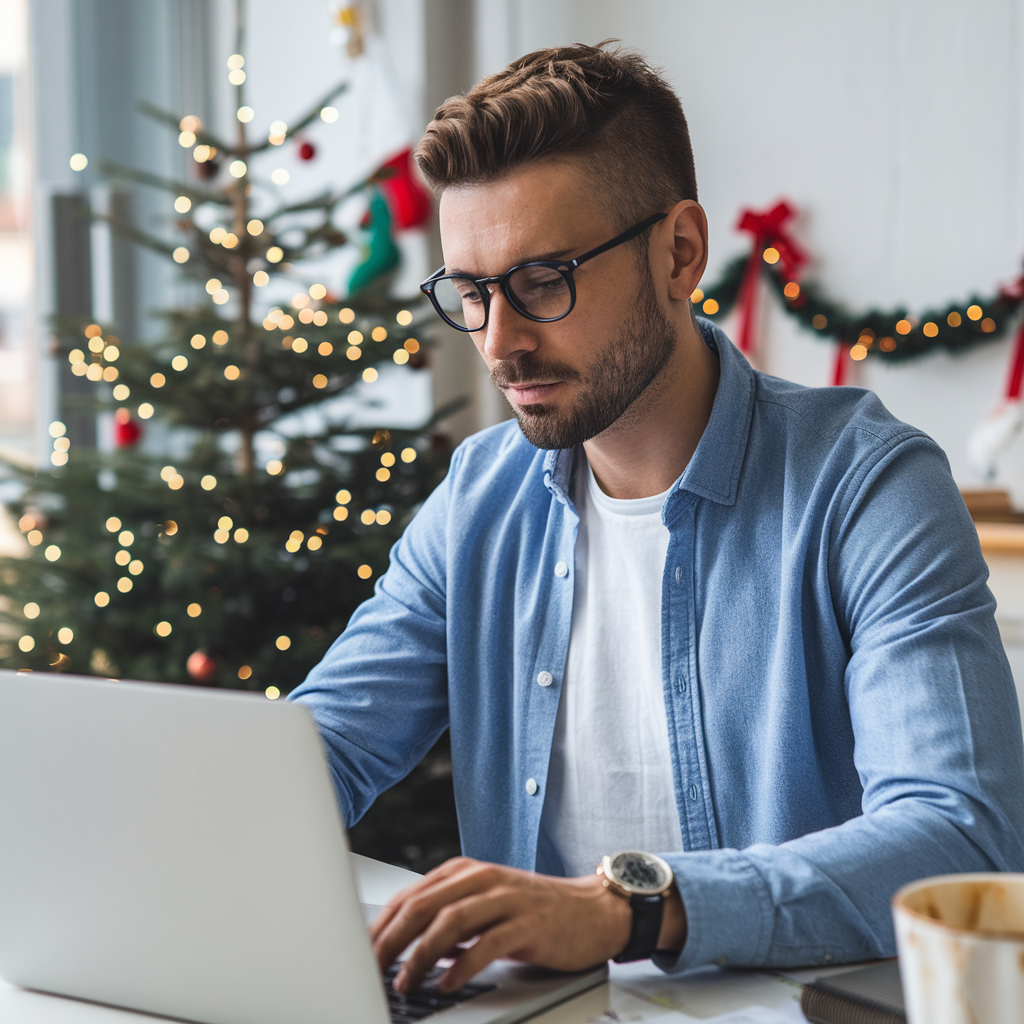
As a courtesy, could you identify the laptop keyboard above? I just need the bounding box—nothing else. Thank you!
[384,963,497,1023]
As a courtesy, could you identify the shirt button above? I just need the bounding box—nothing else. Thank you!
[689,784,698,801]
[537,670,553,687]
[525,778,538,795]
[675,565,682,585]
[554,561,568,577]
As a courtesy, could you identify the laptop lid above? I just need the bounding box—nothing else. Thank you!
[0,670,391,1024]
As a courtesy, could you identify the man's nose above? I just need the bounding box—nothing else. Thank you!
[476,286,540,363]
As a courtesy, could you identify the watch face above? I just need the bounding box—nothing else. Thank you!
[610,851,673,894]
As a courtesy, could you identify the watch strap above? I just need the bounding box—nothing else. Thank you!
[612,891,665,963]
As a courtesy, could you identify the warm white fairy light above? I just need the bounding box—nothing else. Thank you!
[236,106,254,123]
[69,153,88,171]
[174,196,192,213]
[271,169,289,185]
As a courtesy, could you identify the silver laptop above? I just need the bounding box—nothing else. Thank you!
[0,671,605,1024]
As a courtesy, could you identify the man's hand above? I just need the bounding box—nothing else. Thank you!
[370,856,686,994]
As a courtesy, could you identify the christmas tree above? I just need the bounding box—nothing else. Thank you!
[0,16,461,871]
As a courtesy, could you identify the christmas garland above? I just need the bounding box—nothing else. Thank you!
[694,201,1024,374]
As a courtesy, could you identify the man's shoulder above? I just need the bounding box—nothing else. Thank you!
[751,371,930,455]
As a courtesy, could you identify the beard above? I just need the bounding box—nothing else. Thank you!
[490,266,678,450]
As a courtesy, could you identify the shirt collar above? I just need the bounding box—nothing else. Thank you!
[542,317,755,509]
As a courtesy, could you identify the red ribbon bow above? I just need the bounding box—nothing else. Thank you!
[735,201,807,354]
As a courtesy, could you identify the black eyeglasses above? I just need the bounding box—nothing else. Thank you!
[419,211,668,333]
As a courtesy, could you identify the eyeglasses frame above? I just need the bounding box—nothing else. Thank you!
[419,211,669,333]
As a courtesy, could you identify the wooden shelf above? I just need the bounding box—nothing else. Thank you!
[976,522,1024,555]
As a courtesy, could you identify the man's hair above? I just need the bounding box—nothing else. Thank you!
[414,41,697,230]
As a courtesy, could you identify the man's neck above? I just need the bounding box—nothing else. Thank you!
[582,319,720,500]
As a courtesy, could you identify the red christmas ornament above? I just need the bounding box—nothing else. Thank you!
[186,650,218,683]
[298,140,316,161]
[114,407,142,447]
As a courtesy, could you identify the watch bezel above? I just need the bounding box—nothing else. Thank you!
[601,850,674,897]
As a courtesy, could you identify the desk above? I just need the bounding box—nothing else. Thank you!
[0,857,835,1024]
[0,960,855,1023]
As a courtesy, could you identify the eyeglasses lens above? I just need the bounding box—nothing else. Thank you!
[506,266,571,321]
[433,276,486,330]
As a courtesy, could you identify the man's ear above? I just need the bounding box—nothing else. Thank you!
[661,200,709,304]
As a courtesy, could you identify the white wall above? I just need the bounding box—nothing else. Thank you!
[475,0,1024,492]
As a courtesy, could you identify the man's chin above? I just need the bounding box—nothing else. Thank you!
[509,402,588,450]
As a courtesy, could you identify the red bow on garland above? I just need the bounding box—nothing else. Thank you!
[735,200,807,354]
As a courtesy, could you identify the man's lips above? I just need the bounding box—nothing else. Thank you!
[503,381,564,405]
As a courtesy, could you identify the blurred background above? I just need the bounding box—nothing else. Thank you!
[2,0,1024,868]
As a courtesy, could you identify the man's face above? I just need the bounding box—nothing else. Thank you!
[438,158,678,450]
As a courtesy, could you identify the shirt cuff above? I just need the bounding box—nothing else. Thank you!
[651,849,774,972]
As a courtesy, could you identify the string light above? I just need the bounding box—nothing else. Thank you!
[380,452,396,467]
[783,282,800,300]
[214,528,229,544]
[376,510,392,525]
[362,367,378,383]
[238,665,253,680]
[105,517,121,532]
[372,326,388,342]
[340,308,355,323]
[155,621,172,637]
[94,591,110,607]
[23,602,39,619]
[271,169,289,185]
[168,474,184,490]
[307,535,322,551]
[247,219,264,235]
[209,228,226,244]
[44,545,61,561]
[163,520,178,536]
[318,342,333,356]
[268,121,287,145]
[357,564,372,579]
[159,466,176,481]
[187,603,202,617]
[291,337,307,352]
[947,311,962,327]
[896,319,912,335]
[336,489,351,504]
[702,298,719,315]
[267,247,283,263]
[191,334,206,349]
[320,106,339,122]
[224,365,240,380]
[58,627,73,644]
[690,288,704,304]
[49,421,66,437]
[309,283,327,300]
[234,528,249,543]
[333,506,349,521]
[850,344,868,361]
[103,344,119,361]
[174,196,192,213]
[922,322,939,338]
[265,686,280,699]
[18,636,34,652]
[400,447,417,463]
[118,529,134,546]
[88,337,105,353]
[292,293,310,309]
[275,635,291,650]
[236,106,254,123]
[227,53,244,70]
[151,372,166,387]
[172,248,189,263]
[27,530,42,546]
[172,355,188,371]
[313,374,328,388]
[253,271,269,287]
[967,305,983,321]
[879,337,897,352]
[113,384,130,400]
[70,153,88,171]
[201,475,217,490]
[396,310,413,326]
[229,161,247,178]
[376,468,390,482]
[347,330,363,345]
[762,247,780,264]
[213,330,229,345]
[404,339,420,353]
[179,130,196,148]
[179,115,201,133]
[193,146,213,163]
[360,509,375,525]
[117,577,132,593]
[228,68,246,86]
[393,350,409,364]
[266,459,284,476]
[115,550,130,566]
[346,348,361,361]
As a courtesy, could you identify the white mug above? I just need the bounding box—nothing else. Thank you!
[892,873,1024,1024]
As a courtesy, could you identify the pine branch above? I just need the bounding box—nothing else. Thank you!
[99,159,232,207]
[137,100,234,155]
[244,81,350,156]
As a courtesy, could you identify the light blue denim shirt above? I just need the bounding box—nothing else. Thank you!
[291,319,1024,970]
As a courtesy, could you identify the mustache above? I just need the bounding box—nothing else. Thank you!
[490,354,582,390]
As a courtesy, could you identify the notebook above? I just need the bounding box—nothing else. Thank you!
[801,960,906,1024]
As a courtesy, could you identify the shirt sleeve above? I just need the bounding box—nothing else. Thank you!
[286,447,459,829]
[654,434,1024,971]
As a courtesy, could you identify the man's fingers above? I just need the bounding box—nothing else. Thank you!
[370,857,479,942]
[374,861,506,973]
[436,920,526,993]
[392,889,519,993]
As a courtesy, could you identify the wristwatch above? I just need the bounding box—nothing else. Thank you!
[597,850,675,963]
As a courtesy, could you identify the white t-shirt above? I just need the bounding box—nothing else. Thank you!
[538,455,685,879]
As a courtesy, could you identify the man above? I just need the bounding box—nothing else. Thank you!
[290,42,1024,994]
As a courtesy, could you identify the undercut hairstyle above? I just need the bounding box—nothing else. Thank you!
[414,41,698,231]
